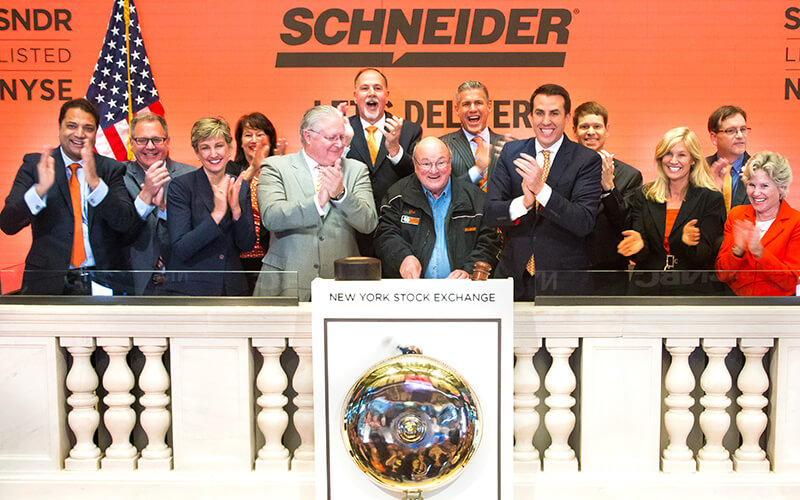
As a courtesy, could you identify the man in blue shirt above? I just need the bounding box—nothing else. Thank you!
[706,105,751,211]
[374,137,500,279]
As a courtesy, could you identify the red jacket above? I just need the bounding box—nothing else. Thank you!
[716,200,800,296]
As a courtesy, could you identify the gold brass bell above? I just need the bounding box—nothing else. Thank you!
[341,347,482,498]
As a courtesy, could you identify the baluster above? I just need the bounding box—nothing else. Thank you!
[514,340,542,473]
[733,338,772,472]
[662,338,699,473]
[98,338,137,470]
[543,338,578,472]
[135,338,172,470]
[254,339,289,471]
[61,337,101,470]
[698,338,735,472]
[290,340,314,472]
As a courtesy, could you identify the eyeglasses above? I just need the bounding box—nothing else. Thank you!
[132,137,167,146]
[307,129,345,144]
[716,126,751,137]
[416,159,450,171]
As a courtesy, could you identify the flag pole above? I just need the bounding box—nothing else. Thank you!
[124,0,134,160]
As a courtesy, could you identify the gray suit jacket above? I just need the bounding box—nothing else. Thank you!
[122,158,195,295]
[254,151,378,301]
[440,128,503,183]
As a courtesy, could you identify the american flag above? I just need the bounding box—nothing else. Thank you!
[85,0,164,161]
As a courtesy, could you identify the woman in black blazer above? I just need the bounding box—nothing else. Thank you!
[166,117,255,296]
[617,127,726,295]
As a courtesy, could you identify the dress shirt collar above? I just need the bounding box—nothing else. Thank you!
[360,115,385,135]
[534,134,564,157]
[462,127,490,145]
[59,147,84,172]
[422,178,452,203]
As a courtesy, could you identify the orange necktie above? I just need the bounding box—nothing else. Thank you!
[68,163,86,267]
[722,164,733,213]
[365,126,379,166]
[526,150,552,275]
[473,136,488,191]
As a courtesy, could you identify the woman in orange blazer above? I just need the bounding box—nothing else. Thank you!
[716,151,800,296]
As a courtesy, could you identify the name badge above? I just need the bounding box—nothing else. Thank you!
[401,215,420,225]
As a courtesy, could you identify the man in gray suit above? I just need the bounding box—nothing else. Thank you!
[123,112,195,295]
[255,105,378,301]
[439,81,504,189]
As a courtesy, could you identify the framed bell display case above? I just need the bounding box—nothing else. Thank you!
[311,278,514,500]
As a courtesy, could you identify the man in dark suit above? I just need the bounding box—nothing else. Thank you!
[439,80,504,187]
[0,98,137,295]
[485,84,602,300]
[346,68,422,255]
[706,105,751,211]
[122,112,195,295]
[573,101,643,295]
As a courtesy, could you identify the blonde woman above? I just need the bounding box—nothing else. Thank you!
[617,127,726,295]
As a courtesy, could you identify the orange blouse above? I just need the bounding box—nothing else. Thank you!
[663,208,679,253]
[240,177,266,259]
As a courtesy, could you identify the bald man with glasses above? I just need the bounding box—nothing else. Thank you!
[123,112,195,295]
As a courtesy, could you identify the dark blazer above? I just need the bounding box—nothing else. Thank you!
[705,151,750,208]
[122,158,195,295]
[0,149,137,294]
[375,174,500,278]
[485,136,602,298]
[165,167,255,296]
[439,128,503,183]
[716,200,800,296]
[627,185,726,295]
[585,159,643,295]
[347,112,422,256]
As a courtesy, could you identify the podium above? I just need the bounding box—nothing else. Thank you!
[311,278,514,500]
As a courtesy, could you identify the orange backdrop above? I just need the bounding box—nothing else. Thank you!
[2,0,799,271]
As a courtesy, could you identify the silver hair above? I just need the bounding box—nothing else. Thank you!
[456,80,489,102]
[743,151,793,198]
[299,105,342,146]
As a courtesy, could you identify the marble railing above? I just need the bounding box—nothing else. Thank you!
[1,301,799,499]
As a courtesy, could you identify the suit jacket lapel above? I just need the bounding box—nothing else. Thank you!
[646,197,667,244]
[194,168,215,214]
[760,201,788,247]
[546,137,572,189]
[292,152,316,200]
[349,116,374,170]
[672,186,701,235]
[452,131,476,167]
[52,149,72,210]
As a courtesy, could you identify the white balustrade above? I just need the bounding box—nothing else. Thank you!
[733,338,772,472]
[290,339,315,472]
[98,337,137,470]
[3,303,800,499]
[662,338,699,473]
[697,338,735,473]
[542,338,578,472]
[60,337,101,471]
[135,337,172,470]
[513,340,541,473]
[254,339,290,472]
